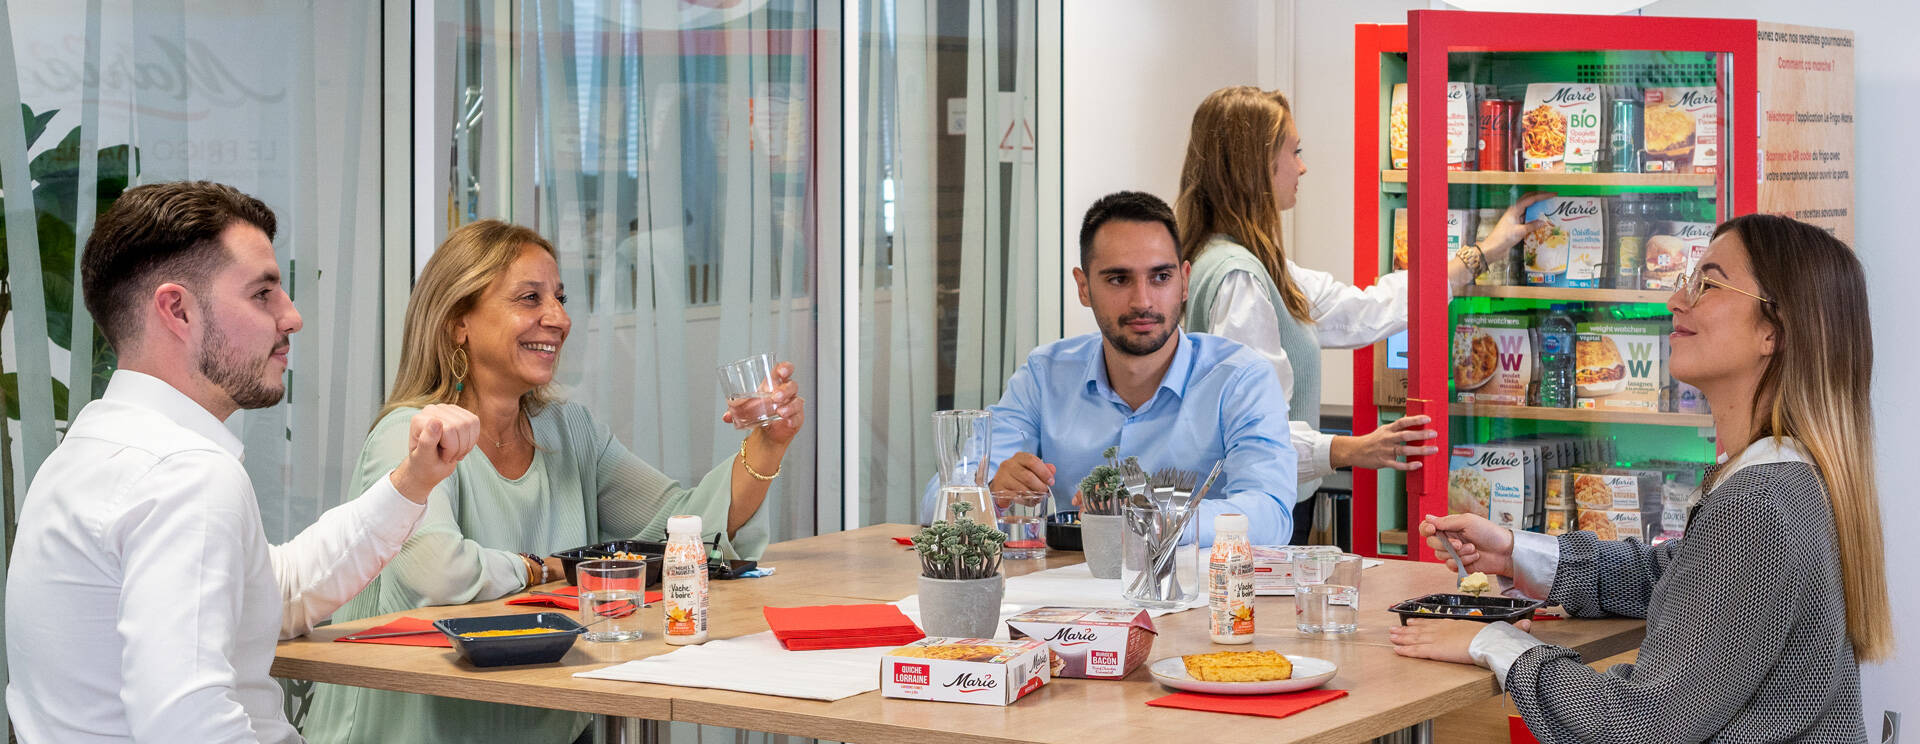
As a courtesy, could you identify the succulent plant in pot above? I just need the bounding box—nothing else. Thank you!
[911,501,1008,637]
[1077,447,1128,579]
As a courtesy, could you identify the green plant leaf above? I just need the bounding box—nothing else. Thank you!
[21,104,57,150]
[2,373,70,421]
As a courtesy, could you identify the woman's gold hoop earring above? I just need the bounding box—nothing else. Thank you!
[451,347,470,392]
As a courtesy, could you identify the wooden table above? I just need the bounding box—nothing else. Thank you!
[274,525,1645,744]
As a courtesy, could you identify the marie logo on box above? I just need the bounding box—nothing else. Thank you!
[892,663,930,686]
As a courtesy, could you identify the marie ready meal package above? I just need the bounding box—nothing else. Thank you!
[1453,314,1534,406]
[1390,207,1471,271]
[1642,86,1719,174]
[1447,82,1475,170]
[1575,321,1666,411]
[1005,608,1156,680]
[1390,84,1410,169]
[1521,83,1602,172]
[881,638,1050,706]
[1523,197,1606,288]
[1448,445,1526,528]
[1641,221,1714,291]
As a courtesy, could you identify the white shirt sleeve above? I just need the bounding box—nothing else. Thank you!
[1210,270,1296,395]
[1469,620,1548,691]
[1212,271,1334,485]
[1289,260,1454,349]
[111,454,268,742]
[269,472,428,639]
[1469,529,1563,691]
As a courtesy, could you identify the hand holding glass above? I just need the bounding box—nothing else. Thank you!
[718,354,782,429]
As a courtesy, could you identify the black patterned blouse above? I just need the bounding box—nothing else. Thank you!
[1506,455,1865,743]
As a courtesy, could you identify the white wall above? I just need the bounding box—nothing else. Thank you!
[1060,0,1264,338]
[1063,0,1920,731]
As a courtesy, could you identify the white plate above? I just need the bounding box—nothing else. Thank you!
[1149,654,1338,695]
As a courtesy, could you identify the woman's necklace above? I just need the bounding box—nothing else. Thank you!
[484,413,523,450]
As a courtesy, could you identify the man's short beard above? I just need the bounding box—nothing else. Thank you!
[197,308,285,410]
[1098,311,1177,357]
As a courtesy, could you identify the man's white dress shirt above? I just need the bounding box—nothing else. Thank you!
[5,371,427,743]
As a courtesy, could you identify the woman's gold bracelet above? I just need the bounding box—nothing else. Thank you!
[740,435,780,481]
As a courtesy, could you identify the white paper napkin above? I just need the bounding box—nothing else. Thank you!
[575,631,886,701]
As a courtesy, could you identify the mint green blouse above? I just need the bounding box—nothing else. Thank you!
[301,402,766,744]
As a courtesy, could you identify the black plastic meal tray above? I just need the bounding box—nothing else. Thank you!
[551,538,743,586]
[1389,593,1547,625]
[1045,510,1082,551]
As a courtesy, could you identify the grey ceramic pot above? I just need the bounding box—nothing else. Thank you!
[917,574,1006,638]
[1080,513,1124,579]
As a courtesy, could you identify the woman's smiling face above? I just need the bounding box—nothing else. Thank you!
[455,244,571,396]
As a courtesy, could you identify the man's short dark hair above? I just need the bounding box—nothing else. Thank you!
[81,181,277,351]
[1078,191,1178,268]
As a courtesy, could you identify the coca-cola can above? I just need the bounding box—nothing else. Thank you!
[1478,99,1514,172]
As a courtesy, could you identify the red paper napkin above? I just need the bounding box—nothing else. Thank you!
[334,617,453,648]
[1145,689,1348,719]
[892,536,915,545]
[507,585,662,612]
[763,604,924,650]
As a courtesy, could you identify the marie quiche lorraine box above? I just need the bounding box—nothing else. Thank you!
[1452,314,1535,406]
[1005,607,1156,680]
[880,637,1050,706]
[1641,86,1718,175]
[1574,321,1666,411]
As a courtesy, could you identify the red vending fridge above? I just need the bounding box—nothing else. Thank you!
[1351,11,1762,562]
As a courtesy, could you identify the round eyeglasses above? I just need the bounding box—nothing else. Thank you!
[1675,268,1773,308]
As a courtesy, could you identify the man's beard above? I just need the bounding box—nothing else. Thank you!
[1098,310,1177,357]
[198,314,286,410]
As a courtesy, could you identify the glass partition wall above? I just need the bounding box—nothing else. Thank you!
[856,0,1061,526]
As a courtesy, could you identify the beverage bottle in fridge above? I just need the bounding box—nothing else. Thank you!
[1538,304,1575,408]
[1208,513,1255,644]
[662,515,710,645]
[1613,196,1645,289]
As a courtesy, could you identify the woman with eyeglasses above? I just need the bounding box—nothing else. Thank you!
[1390,213,1890,742]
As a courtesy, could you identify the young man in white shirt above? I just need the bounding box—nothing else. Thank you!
[5,181,482,743]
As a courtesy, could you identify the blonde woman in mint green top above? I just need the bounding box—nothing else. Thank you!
[303,220,804,744]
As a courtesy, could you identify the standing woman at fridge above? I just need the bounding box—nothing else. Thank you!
[1177,85,1548,500]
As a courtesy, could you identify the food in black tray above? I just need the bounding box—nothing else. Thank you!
[1046,510,1082,551]
[550,539,749,586]
[1389,593,1548,625]
[434,613,584,667]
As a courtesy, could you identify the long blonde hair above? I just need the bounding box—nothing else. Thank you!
[376,219,561,426]
[1176,86,1311,323]
[1715,214,1891,662]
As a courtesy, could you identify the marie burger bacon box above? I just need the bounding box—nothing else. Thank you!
[880,638,1050,706]
[1005,607,1157,679]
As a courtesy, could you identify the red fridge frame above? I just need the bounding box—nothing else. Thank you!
[1352,11,1759,562]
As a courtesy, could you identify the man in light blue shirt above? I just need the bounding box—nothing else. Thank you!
[921,191,1298,545]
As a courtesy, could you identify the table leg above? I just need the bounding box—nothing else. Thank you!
[1370,719,1433,744]
[598,715,659,744]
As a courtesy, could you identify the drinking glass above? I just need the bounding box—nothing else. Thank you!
[1120,501,1200,609]
[1294,552,1362,633]
[932,410,992,488]
[577,559,648,642]
[996,491,1053,560]
[717,353,782,428]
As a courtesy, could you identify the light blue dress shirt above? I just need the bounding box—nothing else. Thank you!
[922,330,1299,545]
